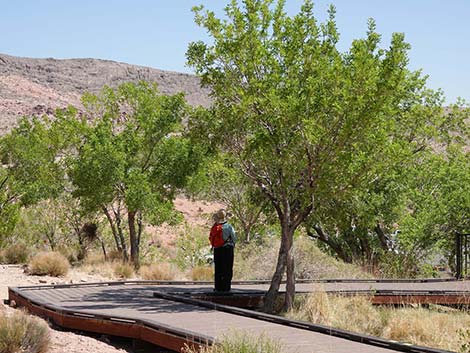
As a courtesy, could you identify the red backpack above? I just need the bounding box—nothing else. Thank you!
[209,223,225,248]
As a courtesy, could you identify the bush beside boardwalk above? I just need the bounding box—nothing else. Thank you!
[0,309,50,353]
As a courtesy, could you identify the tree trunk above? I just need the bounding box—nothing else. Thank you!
[137,211,143,250]
[263,233,287,312]
[45,230,56,251]
[114,209,128,261]
[128,211,139,269]
[284,229,295,311]
[375,224,390,251]
[102,206,123,253]
[263,219,297,312]
[308,227,352,263]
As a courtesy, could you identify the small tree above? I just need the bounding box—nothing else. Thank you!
[187,0,454,311]
[0,168,19,244]
[68,82,199,268]
[0,116,66,245]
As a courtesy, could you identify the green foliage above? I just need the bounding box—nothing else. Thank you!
[187,0,462,307]
[1,117,66,205]
[67,82,199,266]
[398,146,470,257]
[234,236,369,280]
[184,332,282,353]
[0,169,20,244]
[376,252,419,278]
[1,82,200,268]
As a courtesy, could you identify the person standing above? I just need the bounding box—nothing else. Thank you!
[209,209,237,292]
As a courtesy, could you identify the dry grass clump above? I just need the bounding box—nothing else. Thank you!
[82,252,106,266]
[183,332,282,353]
[29,251,70,277]
[0,244,30,264]
[189,265,213,281]
[139,263,177,280]
[0,310,50,353]
[113,261,135,279]
[291,292,382,335]
[383,307,470,351]
[288,292,470,351]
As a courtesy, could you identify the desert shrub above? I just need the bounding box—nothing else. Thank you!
[183,332,282,353]
[139,263,177,280]
[190,265,213,281]
[0,310,50,353]
[1,243,30,264]
[29,252,70,277]
[113,262,134,279]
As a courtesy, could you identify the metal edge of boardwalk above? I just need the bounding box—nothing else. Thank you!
[7,286,214,352]
[153,291,455,353]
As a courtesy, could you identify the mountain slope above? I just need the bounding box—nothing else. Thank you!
[0,53,210,134]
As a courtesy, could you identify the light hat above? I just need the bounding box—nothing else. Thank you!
[213,209,227,224]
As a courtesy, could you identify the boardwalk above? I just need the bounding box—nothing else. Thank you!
[9,280,466,353]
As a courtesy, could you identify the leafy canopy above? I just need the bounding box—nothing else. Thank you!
[69,82,197,224]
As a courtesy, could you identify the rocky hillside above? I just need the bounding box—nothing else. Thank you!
[0,53,211,134]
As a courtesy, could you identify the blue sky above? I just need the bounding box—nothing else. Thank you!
[1,0,469,103]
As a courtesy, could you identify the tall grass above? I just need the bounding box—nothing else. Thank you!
[0,310,50,353]
[288,292,470,352]
[183,332,282,353]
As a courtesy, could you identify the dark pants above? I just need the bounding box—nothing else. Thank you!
[214,245,234,292]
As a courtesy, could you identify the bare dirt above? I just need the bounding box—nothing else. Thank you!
[0,52,211,135]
